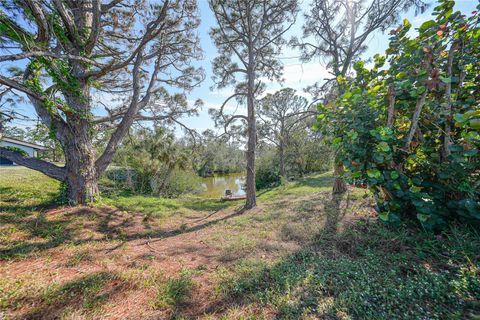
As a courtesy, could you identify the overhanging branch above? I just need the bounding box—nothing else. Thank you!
[0,148,66,181]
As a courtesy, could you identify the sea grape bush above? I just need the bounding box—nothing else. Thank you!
[316,0,480,229]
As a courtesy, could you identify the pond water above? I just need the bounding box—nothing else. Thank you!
[198,173,246,198]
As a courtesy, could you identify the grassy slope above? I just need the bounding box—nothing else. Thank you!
[0,167,479,319]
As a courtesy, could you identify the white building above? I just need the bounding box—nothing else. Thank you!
[0,136,47,165]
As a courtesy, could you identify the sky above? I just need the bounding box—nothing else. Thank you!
[5,0,479,136]
[179,0,478,135]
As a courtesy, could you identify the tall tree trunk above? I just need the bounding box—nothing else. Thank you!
[245,90,257,209]
[245,119,256,208]
[245,45,256,209]
[244,19,257,210]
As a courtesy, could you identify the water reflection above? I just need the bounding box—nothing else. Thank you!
[199,173,246,198]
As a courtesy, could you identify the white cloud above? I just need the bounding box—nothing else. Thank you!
[259,61,330,99]
[282,62,330,85]
[211,88,238,98]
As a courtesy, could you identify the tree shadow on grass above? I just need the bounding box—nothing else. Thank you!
[126,206,246,246]
[14,271,128,320]
[0,203,246,260]
[183,198,235,212]
[322,192,349,236]
[0,186,58,214]
[193,206,480,320]
[292,172,335,189]
[0,208,75,260]
[161,193,351,319]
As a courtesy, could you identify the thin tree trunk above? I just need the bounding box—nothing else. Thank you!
[404,91,427,150]
[442,41,459,161]
[245,88,257,209]
[332,160,347,194]
[245,38,256,209]
[404,55,431,151]
[387,85,395,128]
[279,138,286,178]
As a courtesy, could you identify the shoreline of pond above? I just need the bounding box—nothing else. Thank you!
[198,172,246,198]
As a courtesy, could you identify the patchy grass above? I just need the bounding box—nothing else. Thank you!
[151,271,194,310]
[0,166,59,210]
[100,194,234,220]
[217,222,480,319]
[0,167,479,319]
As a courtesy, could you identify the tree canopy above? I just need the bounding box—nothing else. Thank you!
[0,0,203,204]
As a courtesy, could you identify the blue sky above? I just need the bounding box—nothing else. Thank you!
[6,0,478,136]
[181,0,478,135]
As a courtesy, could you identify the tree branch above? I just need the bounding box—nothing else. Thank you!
[0,51,102,66]
[0,148,65,181]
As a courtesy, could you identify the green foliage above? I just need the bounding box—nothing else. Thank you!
[151,272,194,310]
[255,147,281,190]
[316,1,480,229]
[255,131,333,190]
[107,127,201,197]
[55,181,69,205]
[284,130,333,177]
[156,168,202,198]
[194,130,245,176]
[1,146,28,157]
[220,223,480,319]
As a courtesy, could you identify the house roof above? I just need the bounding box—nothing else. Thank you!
[0,136,47,150]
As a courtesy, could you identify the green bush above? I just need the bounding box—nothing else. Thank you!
[102,167,201,198]
[316,1,480,229]
[255,150,281,190]
[104,128,203,198]
[154,168,202,198]
[2,146,28,157]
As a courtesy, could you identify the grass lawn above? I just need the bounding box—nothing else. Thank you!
[0,167,479,319]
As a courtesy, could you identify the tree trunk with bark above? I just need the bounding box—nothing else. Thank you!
[62,126,99,205]
[387,85,396,128]
[245,63,257,209]
[245,123,256,209]
[332,160,347,194]
[279,138,286,178]
[442,41,459,161]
